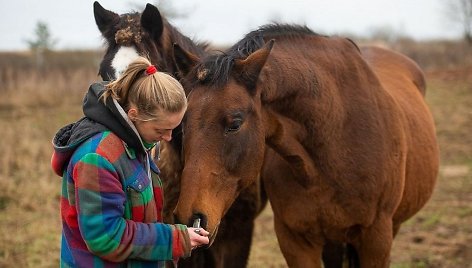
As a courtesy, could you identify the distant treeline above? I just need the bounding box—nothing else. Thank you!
[1,39,471,76]
[0,50,103,72]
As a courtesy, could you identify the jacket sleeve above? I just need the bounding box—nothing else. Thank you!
[73,152,191,262]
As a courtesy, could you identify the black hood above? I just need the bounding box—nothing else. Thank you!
[83,82,145,155]
[52,82,147,176]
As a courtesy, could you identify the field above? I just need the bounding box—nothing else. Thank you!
[0,41,471,267]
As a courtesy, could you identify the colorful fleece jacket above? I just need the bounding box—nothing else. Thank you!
[51,82,191,267]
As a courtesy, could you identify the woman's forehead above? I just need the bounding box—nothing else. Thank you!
[150,109,185,128]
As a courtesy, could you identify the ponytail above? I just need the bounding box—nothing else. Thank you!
[102,56,187,119]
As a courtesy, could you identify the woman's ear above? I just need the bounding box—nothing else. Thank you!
[127,107,138,121]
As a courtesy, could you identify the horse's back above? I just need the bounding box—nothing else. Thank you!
[360,46,426,96]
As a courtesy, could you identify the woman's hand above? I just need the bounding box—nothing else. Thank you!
[187,227,210,249]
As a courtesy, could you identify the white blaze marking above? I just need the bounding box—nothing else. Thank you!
[112,46,140,79]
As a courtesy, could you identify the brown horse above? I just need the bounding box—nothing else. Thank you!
[93,2,268,267]
[173,24,439,267]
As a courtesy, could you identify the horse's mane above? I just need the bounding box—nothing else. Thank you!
[194,24,323,88]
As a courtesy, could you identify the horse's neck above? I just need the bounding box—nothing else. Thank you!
[154,22,207,79]
[260,44,373,187]
[261,43,393,188]
[263,107,322,188]
[162,21,207,61]
[263,88,348,188]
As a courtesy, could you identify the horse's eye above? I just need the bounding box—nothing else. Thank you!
[226,118,242,133]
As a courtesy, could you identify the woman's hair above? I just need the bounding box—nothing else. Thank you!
[102,56,187,120]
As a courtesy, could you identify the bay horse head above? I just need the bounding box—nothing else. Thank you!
[93,1,207,81]
[172,34,276,239]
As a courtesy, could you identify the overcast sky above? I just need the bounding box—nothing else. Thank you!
[0,0,462,51]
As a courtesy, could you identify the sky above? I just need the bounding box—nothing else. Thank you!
[0,0,462,51]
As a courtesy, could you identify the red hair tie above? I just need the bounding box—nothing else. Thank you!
[145,65,157,75]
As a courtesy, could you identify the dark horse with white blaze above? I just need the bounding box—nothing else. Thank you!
[173,24,439,267]
[93,2,268,267]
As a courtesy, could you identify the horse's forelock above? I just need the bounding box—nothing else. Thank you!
[114,13,142,46]
[189,54,234,89]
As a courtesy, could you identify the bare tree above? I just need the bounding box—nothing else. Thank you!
[25,21,57,68]
[445,0,472,43]
[25,21,57,51]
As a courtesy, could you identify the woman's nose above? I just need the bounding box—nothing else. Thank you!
[161,130,172,142]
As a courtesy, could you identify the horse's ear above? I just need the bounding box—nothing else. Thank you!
[173,43,200,78]
[141,3,164,41]
[234,39,275,92]
[93,1,118,35]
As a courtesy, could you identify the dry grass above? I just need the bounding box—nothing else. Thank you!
[0,44,471,267]
[0,53,99,267]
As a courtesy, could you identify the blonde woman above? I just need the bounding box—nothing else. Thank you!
[51,56,209,267]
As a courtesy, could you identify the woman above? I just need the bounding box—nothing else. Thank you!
[51,56,209,267]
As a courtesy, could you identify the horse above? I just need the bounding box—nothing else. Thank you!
[93,2,268,267]
[172,24,439,267]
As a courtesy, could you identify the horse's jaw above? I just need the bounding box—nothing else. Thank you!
[206,223,220,247]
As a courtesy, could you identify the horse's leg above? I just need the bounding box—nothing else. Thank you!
[355,216,393,268]
[274,218,323,268]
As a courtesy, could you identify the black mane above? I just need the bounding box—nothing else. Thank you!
[194,24,322,88]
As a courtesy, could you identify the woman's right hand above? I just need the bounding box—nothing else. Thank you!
[187,227,210,249]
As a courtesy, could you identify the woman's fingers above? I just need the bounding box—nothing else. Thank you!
[191,227,210,236]
[188,227,210,248]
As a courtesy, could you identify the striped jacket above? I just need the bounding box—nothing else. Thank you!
[51,83,191,267]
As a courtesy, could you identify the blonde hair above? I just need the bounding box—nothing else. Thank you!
[102,56,187,119]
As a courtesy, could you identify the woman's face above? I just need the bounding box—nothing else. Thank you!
[130,108,186,143]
